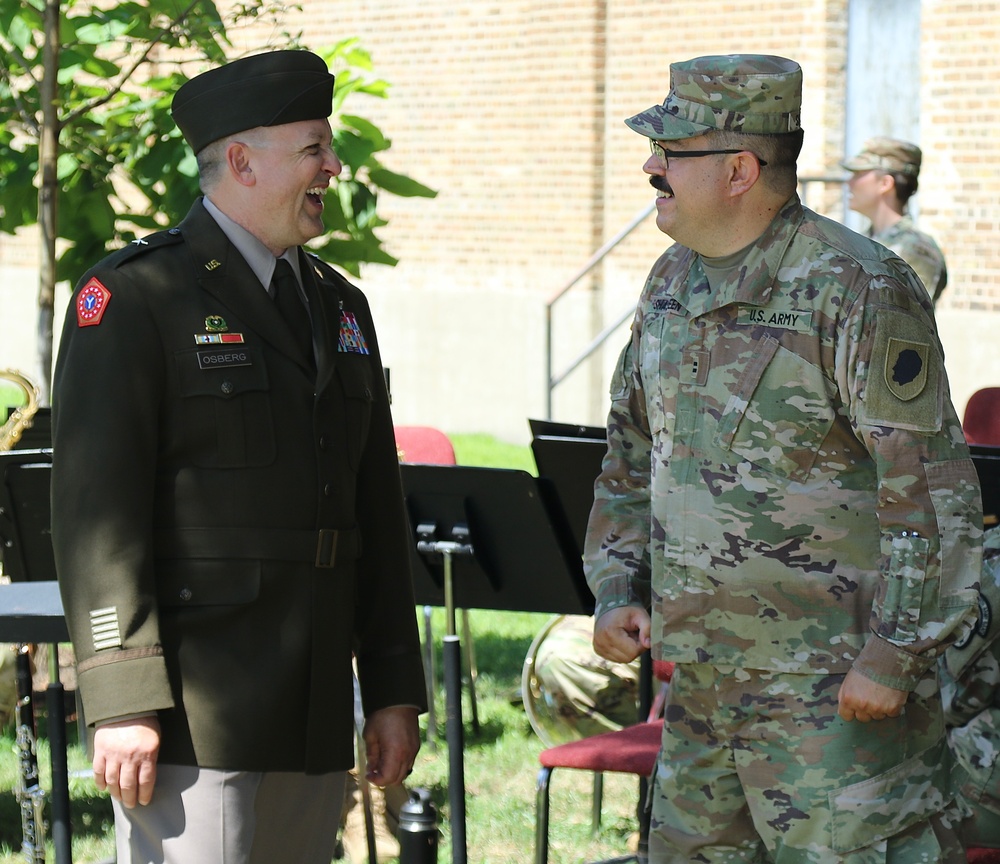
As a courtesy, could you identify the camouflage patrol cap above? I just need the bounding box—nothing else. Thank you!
[625,54,802,141]
[840,137,922,177]
[172,50,335,154]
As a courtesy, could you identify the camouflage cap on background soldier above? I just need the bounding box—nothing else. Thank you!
[841,137,922,177]
[625,54,802,140]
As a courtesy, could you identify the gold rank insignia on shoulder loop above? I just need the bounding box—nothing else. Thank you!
[884,337,929,402]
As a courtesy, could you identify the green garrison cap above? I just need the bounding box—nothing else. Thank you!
[841,137,922,177]
[626,54,802,141]
[172,50,335,153]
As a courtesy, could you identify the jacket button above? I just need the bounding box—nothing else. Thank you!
[323,483,333,496]
[318,436,328,450]
[179,588,193,601]
[221,380,234,395]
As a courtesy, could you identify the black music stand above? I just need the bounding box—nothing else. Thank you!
[400,464,595,864]
[971,444,1000,527]
[528,419,606,556]
[0,447,72,864]
[527,422,654,706]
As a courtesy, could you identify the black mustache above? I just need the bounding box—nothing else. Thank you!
[650,175,672,195]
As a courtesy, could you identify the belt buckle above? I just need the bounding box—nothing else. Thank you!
[315,529,338,568]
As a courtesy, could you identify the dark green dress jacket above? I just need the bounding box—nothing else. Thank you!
[51,199,426,773]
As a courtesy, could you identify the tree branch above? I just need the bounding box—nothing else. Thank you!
[0,43,42,134]
[60,0,203,126]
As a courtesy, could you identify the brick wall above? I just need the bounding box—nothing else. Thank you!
[5,0,999,440]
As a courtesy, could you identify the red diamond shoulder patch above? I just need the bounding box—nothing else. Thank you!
[77,277,112,327]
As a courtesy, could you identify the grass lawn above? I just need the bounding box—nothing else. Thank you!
[1,433,642,863]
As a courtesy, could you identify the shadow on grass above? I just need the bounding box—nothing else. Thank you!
[0,788,114,851]
[426,629,536,689]
[424,628,538,748]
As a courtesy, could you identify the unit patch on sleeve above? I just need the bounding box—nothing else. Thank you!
[338,310,370,354]
[860,309,942,432]
[76,277,112,327]
[884,337,929,401]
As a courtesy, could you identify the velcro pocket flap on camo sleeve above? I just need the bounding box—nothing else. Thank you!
[880,532,931,643]
[829,739,951,853]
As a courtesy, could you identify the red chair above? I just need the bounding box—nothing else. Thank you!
[964,387,1000,446]
[968,849,1000,863]
[394,425,457,465]
[534,660,673,864]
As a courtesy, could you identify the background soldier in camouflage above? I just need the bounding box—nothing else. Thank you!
[842,137,949,305]
[523,614,640,746]
[584,54,982,862]
[943,525,1000,849]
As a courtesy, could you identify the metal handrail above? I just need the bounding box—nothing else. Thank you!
[545,202,655,418]
[543,174,848,419]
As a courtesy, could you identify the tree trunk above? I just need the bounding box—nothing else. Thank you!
[37,0,59,404]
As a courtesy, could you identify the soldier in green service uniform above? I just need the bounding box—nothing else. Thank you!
[842,137,949,305]
[583,54,983,862]
[51,50,426,864]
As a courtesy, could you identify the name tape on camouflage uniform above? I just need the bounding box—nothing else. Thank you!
[739,306,814,332]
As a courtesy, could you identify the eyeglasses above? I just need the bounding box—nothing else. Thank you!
[649,140,768,168]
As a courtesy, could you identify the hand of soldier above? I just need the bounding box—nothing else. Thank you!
[837,668,908,722]
[363,705,420,788]
[592,606,651,664]
[93,715,161,808]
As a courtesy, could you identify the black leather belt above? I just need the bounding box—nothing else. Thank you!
[154,526,361,568]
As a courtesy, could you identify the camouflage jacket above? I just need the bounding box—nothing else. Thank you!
[584,196,982,690]
[942,525,1000,817]
[872,215,948,305]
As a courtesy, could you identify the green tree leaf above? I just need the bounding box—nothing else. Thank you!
[0,0,437,383]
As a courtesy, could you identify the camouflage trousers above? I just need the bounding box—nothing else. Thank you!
[949,707,1000,848]
[648,663,966,863]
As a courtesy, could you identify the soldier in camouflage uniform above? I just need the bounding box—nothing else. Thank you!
[523,614,640,746]
[943,525,1000,849]
[583,54,983,862]
[842,137,949,305]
